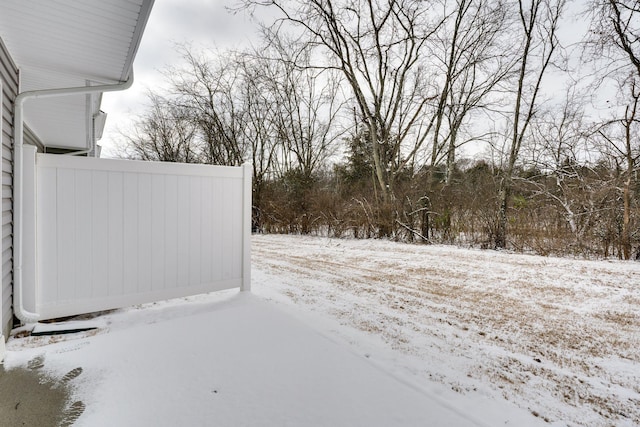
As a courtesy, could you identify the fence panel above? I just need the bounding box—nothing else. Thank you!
[25,153,250,320]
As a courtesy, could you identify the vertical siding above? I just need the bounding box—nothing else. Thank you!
[34,155,248,320]
[0,38,18,339]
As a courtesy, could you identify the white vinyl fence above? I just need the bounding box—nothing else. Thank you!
[22,147,251,320]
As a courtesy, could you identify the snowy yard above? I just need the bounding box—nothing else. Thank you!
[252,234,640,427]
[2,234,639,426]
[8,291,509,427]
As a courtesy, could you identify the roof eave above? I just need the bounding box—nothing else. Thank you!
[121,0,155,82]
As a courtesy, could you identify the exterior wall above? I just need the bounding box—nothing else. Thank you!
[0,38,18,340]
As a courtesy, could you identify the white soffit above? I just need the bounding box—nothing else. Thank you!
[0,0,154,149]
[25,97,89,149]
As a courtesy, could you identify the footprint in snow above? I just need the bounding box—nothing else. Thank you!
[59,401,86,426]
[52,367,83,389]
[27,354,45,370]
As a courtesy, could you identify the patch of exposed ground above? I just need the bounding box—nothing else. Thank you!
[0,354,85,426]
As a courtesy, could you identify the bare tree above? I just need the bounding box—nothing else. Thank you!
[495,0,566,249]
[233,52,282,231]
[429,0,512,183]
[243,0,446,235]
[587,0,640,258]
[247,35,346,233]
[263,34,346,180]
[595,83,639,259]
[168,47,249,166]
[120,92,200,163]
[588,0,640,77]
[416,0,513,241]
[520,86,604,247]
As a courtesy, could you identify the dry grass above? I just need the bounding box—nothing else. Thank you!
[253,234,640,427]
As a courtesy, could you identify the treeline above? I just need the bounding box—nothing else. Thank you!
[117,0,640,259]
[259,156,638,259]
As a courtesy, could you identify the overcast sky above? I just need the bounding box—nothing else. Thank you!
[98,1,603,159]
[99,0,259,156]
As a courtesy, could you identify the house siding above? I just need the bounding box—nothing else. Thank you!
[1,37,18,340]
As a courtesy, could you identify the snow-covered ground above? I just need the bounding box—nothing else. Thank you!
[251,234,640,427]
[8,291,511,427]
[3,234,639,426]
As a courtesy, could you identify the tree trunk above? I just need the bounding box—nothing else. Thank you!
[496,184,510,249]
[421,196,430,242]
[621,90,638,260]
[622,180,631,260]
[446,127,457,185]
[370,125,395,237]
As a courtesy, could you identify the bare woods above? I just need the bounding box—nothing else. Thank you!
[119,0,640,260]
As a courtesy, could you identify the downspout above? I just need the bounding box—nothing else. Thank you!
[14,73,134,323]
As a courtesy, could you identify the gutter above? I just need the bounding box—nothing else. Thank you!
[13,74,134,323]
